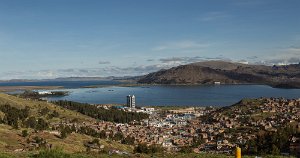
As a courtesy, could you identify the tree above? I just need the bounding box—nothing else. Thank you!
[24,116,37,128]
[91,138,100,145]
[51,100,149,123]
[22,130,28,137]
[134,143,149,154]
[71,124,76,132]
[99,130,106,139]
[40,107,50,115]
[49,110,59,118]
[32,148,71,158]
[192,136,204,147]
[271,144,280,155]
[245,125,299,155]
[60,130,67,139]
[113,132,124,141]
[122,136,135,145]
[3,114,18,129]
[149,144,164,153]
[180,146,193,153]
[36,118,48,130]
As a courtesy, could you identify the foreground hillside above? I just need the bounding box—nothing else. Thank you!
[0,93,94,123]
[0,93,298,157]
[0,93,134,157]
[138,61,300,88]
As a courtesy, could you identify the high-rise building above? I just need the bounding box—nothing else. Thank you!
[127,95,131,107]
[127,95,136,108]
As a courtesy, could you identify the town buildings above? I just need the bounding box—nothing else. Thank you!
[52,97,300,156]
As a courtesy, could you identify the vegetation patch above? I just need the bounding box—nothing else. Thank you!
[52,100,149,123]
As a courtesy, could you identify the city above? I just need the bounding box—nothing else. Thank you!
[0,0,300,158]
[46,95,300,157]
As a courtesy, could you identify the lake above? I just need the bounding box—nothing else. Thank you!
[1,81,300,106]
[43,84,300,106]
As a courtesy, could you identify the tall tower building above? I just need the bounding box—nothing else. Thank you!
[127,95,136,108]
[131,95,135,108]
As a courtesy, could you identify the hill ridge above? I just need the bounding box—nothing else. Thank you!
[138,60,300,88]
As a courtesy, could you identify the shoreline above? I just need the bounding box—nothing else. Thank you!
[82,82,300,89]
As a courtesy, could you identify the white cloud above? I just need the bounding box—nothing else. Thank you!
[2,50,299,80]
[0,65,170,80]
[153,40,210,51]
[197,11,231,22]
[260,47,300,65]
[159,56,230,65]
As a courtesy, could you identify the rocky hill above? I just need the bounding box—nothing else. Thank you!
[138,61,300,88]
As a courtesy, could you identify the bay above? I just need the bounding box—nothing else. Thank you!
[44,84,300,106]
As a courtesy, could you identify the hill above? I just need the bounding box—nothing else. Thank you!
[0,93,94,123]
[0,93,134,156]
[0,93,298,157]
[138,61,300,88]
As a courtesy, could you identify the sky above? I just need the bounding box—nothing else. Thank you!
[0,0,300,79]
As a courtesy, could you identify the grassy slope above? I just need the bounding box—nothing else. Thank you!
[0,124,23,152]
[0,93,94,123]
[0,150,293,158]
[0,93,133,157]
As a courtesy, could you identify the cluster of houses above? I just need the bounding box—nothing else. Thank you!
[195,98,300,153]
[49,97,300,155]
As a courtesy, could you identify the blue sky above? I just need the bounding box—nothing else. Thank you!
[0,0,300,79]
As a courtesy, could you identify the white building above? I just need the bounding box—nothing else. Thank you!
[38,91,52,95]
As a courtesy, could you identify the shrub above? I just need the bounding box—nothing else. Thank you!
[30,148,70,158]
[22,129,28,137]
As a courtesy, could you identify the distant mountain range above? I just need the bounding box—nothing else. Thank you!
[0,76,132,82]
[2,61,300,88]
[137,61,300,88]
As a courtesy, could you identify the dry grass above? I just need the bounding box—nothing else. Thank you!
[0,93,133,155]
[0,93,95,123]
[0,124,23,152]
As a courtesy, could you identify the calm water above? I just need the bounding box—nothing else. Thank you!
[44,85,300,106]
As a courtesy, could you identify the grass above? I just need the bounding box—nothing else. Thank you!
[0,124,133,154]
[0,150,295,158]
[0,124,133,157]
[0,93,94,123]
[0,93,133,155]
[0,124,23,152]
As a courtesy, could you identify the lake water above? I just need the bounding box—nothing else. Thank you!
[44,84,300,107]
[2,81,300,106]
